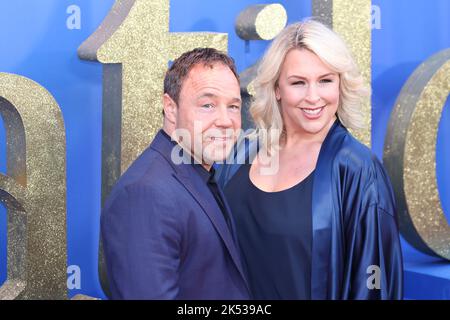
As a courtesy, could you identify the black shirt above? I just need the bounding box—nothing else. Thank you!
[192,164,232,231]
[224,164,313,299]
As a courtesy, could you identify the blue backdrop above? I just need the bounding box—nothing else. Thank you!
[0,0,449,299]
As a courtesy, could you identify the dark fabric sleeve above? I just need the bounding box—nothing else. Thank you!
[344,162,403,300]
[347,203,403,299]
[101,184,182,299]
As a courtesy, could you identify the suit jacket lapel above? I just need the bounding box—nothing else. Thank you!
[173,168,250,291]
[150,131,250,291]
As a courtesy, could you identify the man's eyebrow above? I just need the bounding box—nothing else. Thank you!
[198,92,217,99]
[229,97,242,104]
[198,93,242,103]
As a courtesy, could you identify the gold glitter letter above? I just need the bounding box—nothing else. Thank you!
[78,0,228,294]
[313,0,372,146]
[78,0,227,201]
[384,49,450,260]
[235,4,288,129]
[0,73,67,299]
[235,4,287,40]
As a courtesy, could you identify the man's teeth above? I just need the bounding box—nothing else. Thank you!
[211,137,229,141]
[302,107,323,115]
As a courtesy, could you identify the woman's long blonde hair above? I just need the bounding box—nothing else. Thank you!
[249,19,368,153]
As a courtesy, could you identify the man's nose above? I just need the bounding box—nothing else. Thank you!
[215,107,233,127]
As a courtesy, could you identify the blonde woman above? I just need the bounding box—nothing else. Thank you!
[220,20,403,299]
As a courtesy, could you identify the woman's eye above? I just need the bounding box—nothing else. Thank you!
[319,78,333,84]
[202,103,214,109]
[229,105,240,110]
[292,81,306,86]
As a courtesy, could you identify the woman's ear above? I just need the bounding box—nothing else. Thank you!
[163,93,177,124]
[275,85,281,101]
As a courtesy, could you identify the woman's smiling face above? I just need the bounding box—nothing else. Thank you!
[276,48,340,137]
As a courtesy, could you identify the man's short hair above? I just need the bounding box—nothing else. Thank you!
[164,47,239,105]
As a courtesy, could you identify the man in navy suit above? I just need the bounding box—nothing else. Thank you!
[101,48,250,299]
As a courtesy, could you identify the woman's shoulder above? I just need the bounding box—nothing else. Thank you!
[334,130,384,176]
[334,131,396,214]
[325,127,395,208]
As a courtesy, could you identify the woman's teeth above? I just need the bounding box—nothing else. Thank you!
[302,106,324,115]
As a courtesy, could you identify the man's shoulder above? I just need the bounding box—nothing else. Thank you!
[124,146,174,181]
[103,146,179,208]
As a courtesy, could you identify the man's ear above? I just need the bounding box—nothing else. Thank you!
[163,93,177,124]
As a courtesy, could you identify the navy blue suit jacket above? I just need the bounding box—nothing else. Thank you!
[101,130,250,299]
